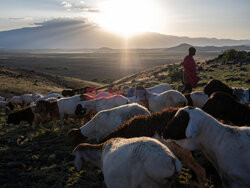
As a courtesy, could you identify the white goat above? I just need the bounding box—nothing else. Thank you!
[165,107,250,188]
[135,87,187,112]
[95,92,113,99]
[75,95,129,116]
[185,91,209,108]
[7,96,23,106]
[74,137,182,188]
[35,93,63,103]
[148,83,173,94]
[69,103,150,143]
[32,93,43,101]
[126,83,172,97]
[0,96,5,101]
[20,94,36,106]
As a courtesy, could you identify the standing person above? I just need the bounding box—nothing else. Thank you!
[181,47,200,94]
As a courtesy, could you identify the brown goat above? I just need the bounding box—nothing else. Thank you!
[135,86,151,110]
[158,139,206,187]
[101,107,179,143]
[202,92,250,126]
[35,100,59,130]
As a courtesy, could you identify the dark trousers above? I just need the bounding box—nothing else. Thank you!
[182,83,192,94]
[181,76,193,94]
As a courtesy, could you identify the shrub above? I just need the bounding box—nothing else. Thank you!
[222,49,247,62]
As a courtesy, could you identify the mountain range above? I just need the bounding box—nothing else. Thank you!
[0,18,250,49]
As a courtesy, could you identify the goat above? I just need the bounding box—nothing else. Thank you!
[164,106,250,187]
[7,96,23,107]
[75,95,129,117]
[184,91,209,108]
[73,137,182,188]
[35,93,63,103]
[202,92,250,126]
[62,86,91,97]
[69,107,206,186]
[68,103,150,145]
[7,106,34,126]
[35,94,94,132]
[204,79,249,103]
[135,86,187,112]
[6,105,51,130]
[0,101,14,111]
[126,83,173,97]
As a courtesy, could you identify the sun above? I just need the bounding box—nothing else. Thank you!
[95,0,160,37]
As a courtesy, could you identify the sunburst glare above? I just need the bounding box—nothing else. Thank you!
[95,0,162,37]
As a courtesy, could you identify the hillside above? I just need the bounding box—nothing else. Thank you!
[0,66,104,97]
[100,51,250,94]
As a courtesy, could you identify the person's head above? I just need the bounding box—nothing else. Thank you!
[189,47,196,56]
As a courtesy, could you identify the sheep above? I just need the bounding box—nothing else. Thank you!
[31,93,43,101]
[184,91,209,108]
[68,103,150,144]
[62,86,91,97]
[35,93,63,103]
[135,86,187,112]
[73,137,182,188]
[6,105,51,130]
[202,92,250,126]
[69,107,206,186]
[7,106,35,126]
[20,94,35,106]
[0,101,14,111]
[0,96,5,101]
[70,107,178,147]
[164,106,250,187]
[204,79,249,103]
[95,92,113,99]
[7,96,23,107]
[126,83,172,97]
[75,95,129,117]
[35,94,95,132]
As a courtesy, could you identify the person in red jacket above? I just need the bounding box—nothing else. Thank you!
[181,47,200,94]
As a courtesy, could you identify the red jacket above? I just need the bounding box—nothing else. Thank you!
[181,55,200,87]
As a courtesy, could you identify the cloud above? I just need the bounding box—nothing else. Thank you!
[8,17,33,21]
[61,1,72,8]
[60,1,100,13]
[85,8,100,13]
[34,18,95,28]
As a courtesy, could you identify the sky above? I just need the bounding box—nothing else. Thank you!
[0,0,250,39]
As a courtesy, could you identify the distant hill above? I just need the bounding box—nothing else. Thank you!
[165,43,250,52]
[0,18,250,49]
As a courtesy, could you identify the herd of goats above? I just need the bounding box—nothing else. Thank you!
[0,79,249,188]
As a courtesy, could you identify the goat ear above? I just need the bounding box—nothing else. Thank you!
[185,117,198,138]
[74,151,83,171]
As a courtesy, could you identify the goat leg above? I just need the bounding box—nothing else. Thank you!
[162,139,206,188]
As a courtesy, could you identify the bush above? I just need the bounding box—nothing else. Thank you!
[222,49,247,62]
[169,68,182,82]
